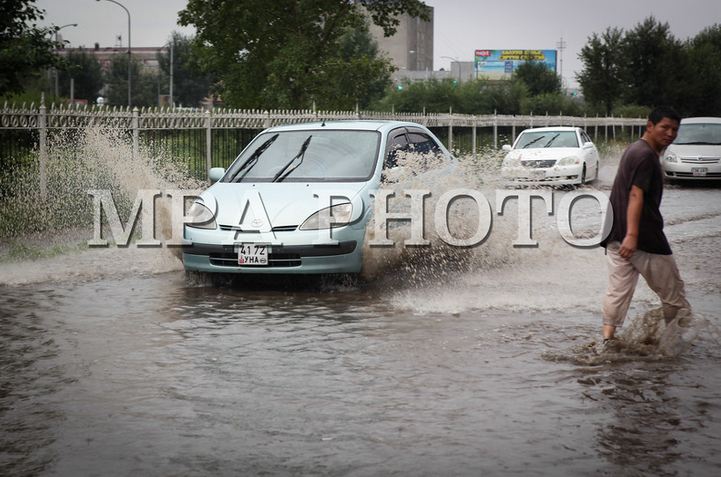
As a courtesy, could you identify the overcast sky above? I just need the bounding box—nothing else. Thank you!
[38,0,721,87]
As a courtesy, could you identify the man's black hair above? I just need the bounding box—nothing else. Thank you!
[648,106,681,125]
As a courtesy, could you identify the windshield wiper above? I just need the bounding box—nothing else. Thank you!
[272,135,312,183]
[521,135,546,148]
[543,133,560,147]
[228,133,279,183]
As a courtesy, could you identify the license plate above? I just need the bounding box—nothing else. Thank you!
[692,167,707,177]
[529,170,546,178]
[236,243,270,266]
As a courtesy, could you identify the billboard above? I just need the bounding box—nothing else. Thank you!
[474,49,557,80]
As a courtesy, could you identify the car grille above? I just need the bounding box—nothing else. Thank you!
[219,224,298,232]
[209,251,302,268]
[680,156,720,164]
[521,159,556,168]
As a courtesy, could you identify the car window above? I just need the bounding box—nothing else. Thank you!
[674,123,721,145]
[385,130,409,169]
[407,132,441,154]
[581,131,592,144]
[515,131,579,149]
[223,130,381,182]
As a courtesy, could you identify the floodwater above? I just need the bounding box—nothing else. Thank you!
[1,141,721,475]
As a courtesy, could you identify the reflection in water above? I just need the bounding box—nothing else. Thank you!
[582,365,681,476]
[0,290,63,474]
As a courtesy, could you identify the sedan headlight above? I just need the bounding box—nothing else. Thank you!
[557,156,581,166]
[186,201,217,229]
[299,203,353,230]
[664,151,678,163]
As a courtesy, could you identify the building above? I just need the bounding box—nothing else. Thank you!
[368,7,434,81]
[55,44,168,73]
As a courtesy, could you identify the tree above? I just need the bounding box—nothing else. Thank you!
[512,61,561,96]
[178,0,431,109]
[104,54,158,107]
[0,0,59,96]
[576,27,624,115]
[58,49,103,101]
[156,32,215,108]
[681,24,721,116]
[620,17,685,108]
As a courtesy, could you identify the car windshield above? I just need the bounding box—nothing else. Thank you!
[674,123,721,145]
[515,131,579,149]
[222,130,381,182]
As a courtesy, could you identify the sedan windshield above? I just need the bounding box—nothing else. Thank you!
[515,131,579,149]
[674,123,721,145]
[222,130,381,182]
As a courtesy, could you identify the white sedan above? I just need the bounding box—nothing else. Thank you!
[501,126,600,186]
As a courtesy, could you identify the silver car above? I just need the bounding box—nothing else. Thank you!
[662,117,721,181]
[182,120,452,275]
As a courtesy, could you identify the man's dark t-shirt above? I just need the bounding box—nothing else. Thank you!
[601,139,672,254]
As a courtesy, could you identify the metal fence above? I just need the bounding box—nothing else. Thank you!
[0,102,647,197]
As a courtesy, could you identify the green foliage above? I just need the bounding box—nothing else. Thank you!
[680,24,721,116]
[577,27,624,115]
[104,54,159,107]
[578,18,721,116]
[513,61,560,96]
[521,92,582,116]
[178,0,429,109]
[156,32,216,108]
[620,17,684,108]
[612,104,651,118]
[57,50,104,101]
[0,0,59,96]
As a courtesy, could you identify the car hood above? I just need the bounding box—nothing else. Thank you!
[506,147,580,160]
[667,144,721,157]
[200,181,370,228]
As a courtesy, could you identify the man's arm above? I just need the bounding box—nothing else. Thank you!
[619,185,644,258]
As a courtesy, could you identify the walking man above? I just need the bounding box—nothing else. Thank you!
[600,106,690,348]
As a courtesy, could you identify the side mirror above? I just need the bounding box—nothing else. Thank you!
[501,144,512,152]
[208,167,226,183]
[583,141,594,148]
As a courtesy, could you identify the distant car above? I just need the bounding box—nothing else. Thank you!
[182,120,453,275]
[500,126,600,186]
[662,117,721,181]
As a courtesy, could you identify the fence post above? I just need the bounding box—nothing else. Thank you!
[132,107,139,160]
[472,115,477,160]
[205,109,212,177]
[595,114,598,140]
[493,109,498,149]
[448,106,453,152]
[38,98,47,199]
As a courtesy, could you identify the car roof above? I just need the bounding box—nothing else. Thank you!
[264,120,427,133]
[680,117,721,124]
[518,126,581,133]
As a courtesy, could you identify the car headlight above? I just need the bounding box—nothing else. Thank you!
[664,151,678,163]
[299,203,353,230]
[557,156,580,166]
[186,201,217,229]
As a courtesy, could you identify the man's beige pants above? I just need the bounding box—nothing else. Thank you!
[602,242,690,327]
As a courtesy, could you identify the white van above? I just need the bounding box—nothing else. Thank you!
[662,117,721,181]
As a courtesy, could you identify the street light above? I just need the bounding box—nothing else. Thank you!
[54,23,78,99]
[97,0,131,106]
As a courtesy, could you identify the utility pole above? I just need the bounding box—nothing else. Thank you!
[556,36,567,91]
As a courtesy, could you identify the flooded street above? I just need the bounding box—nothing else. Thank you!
[2,159,721,475]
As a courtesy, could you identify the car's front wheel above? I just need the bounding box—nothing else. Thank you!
[580,163,587,184]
